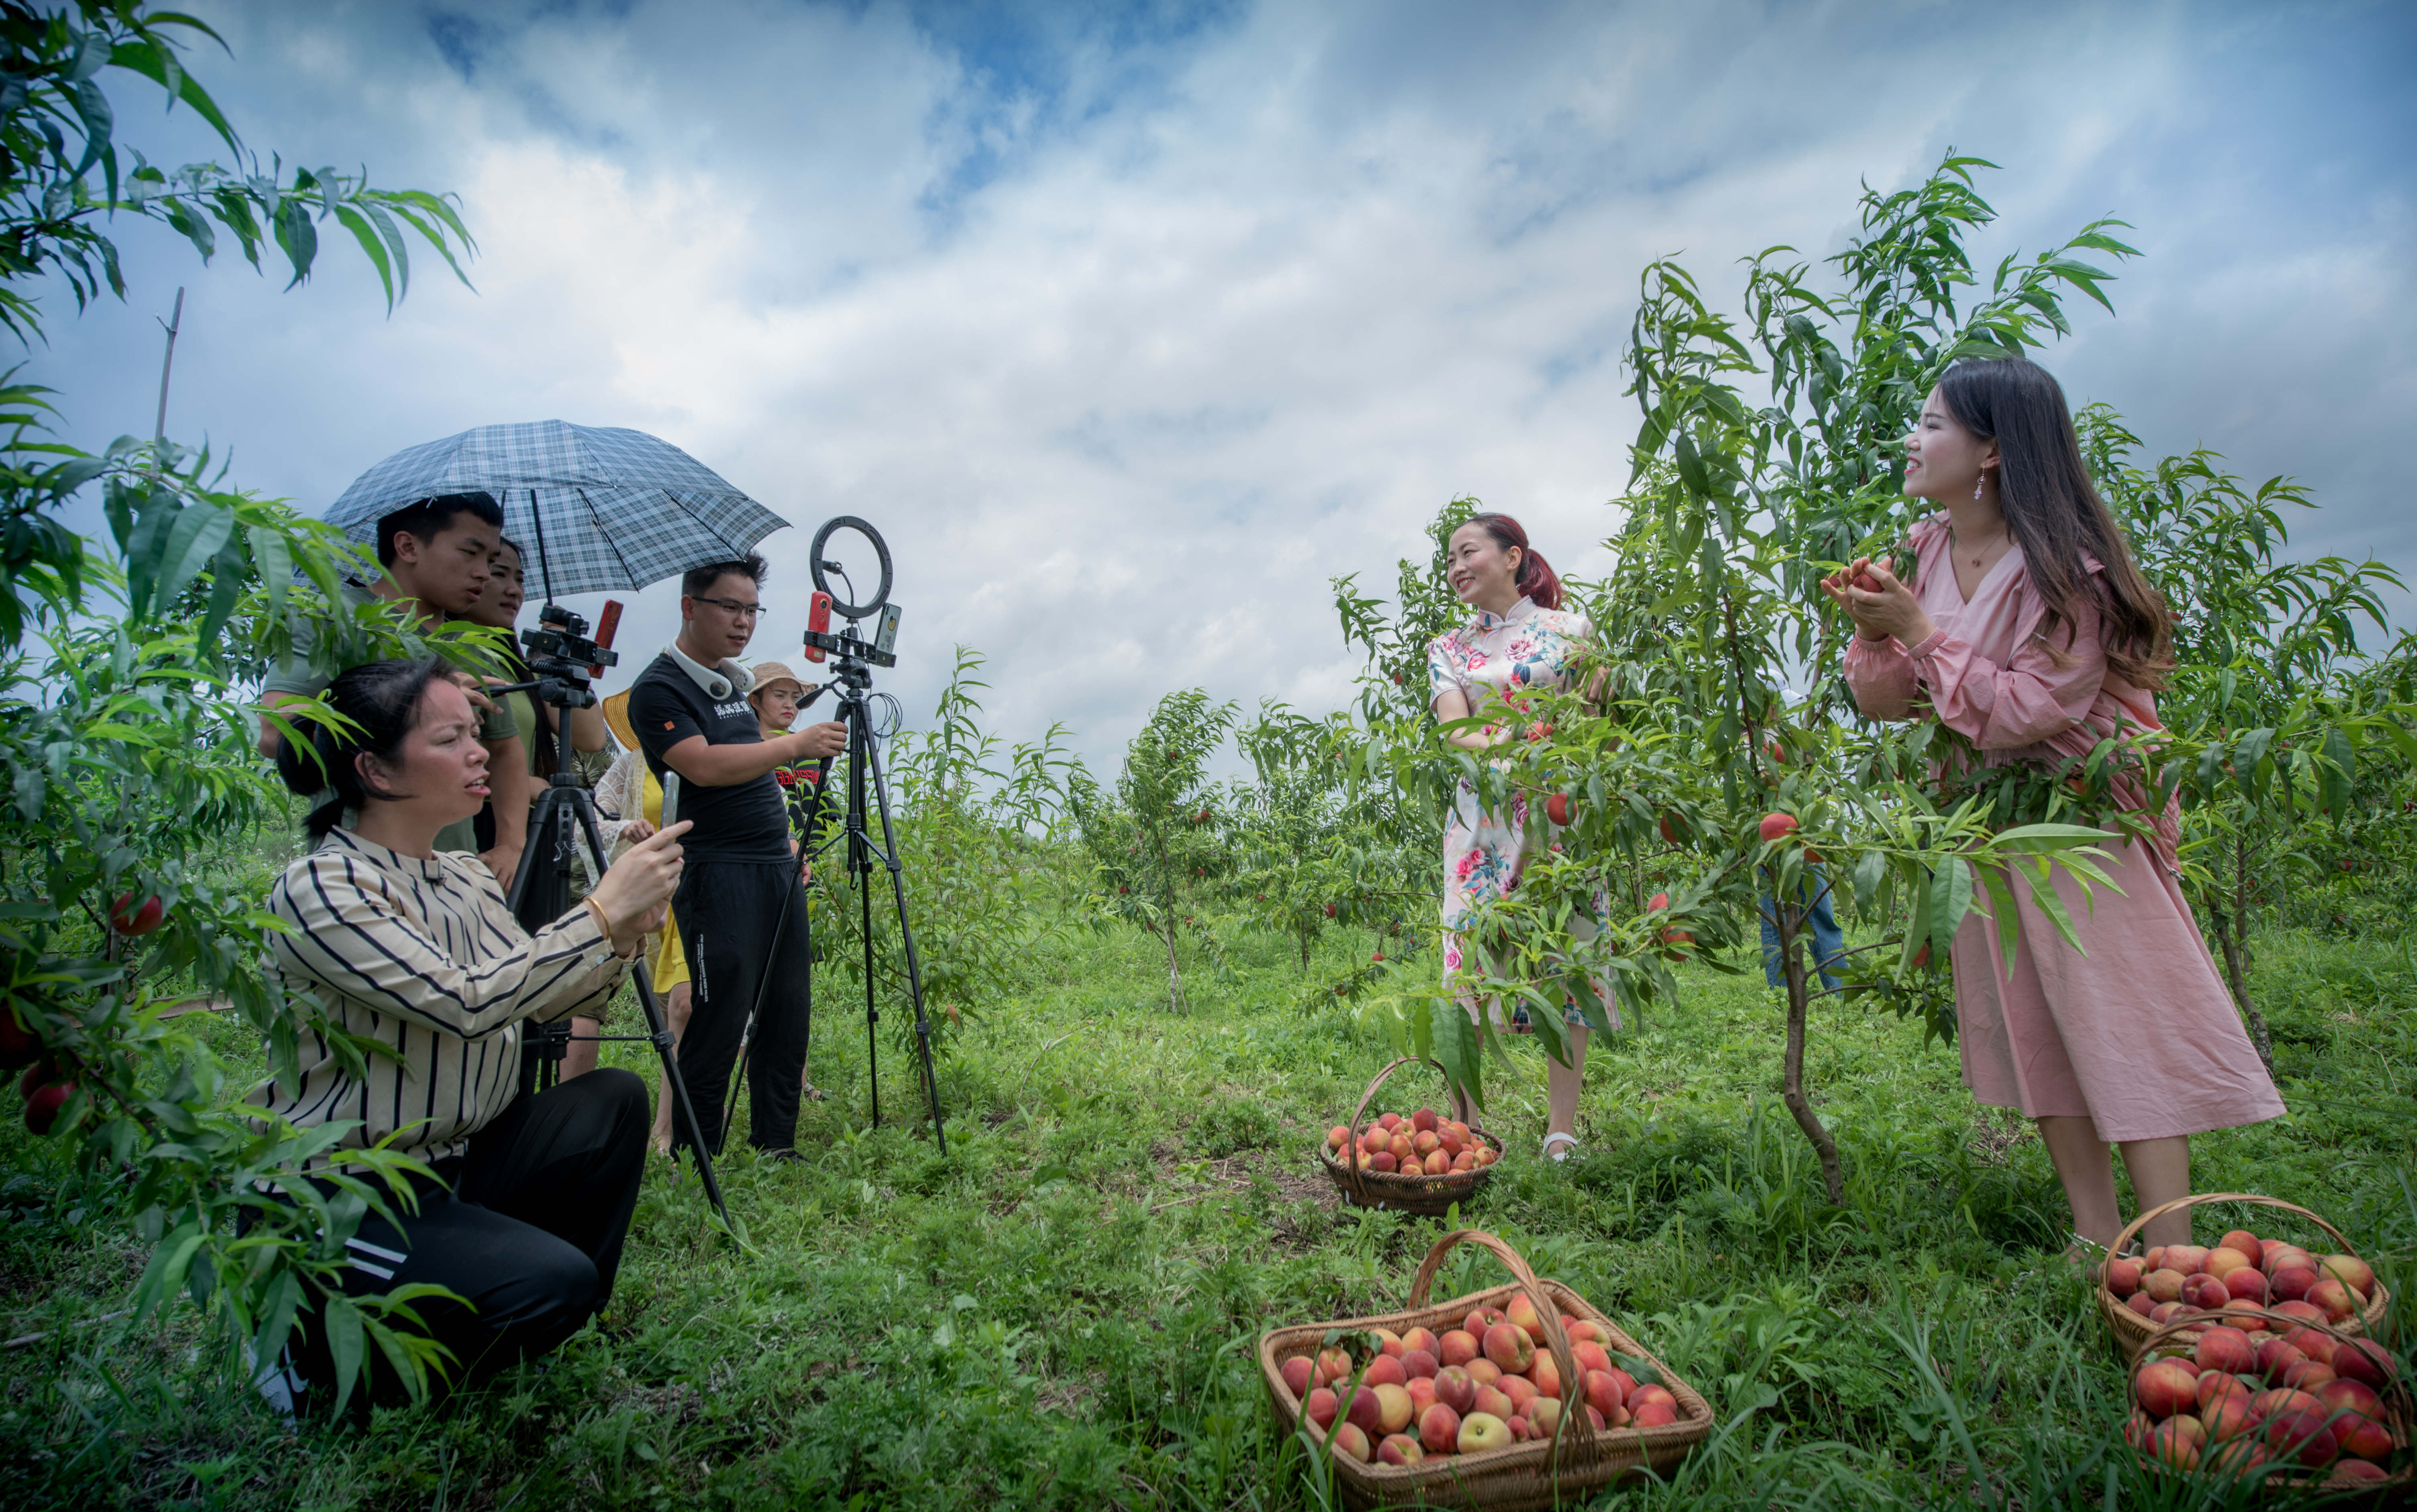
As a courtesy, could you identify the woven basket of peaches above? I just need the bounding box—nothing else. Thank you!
[1258,1229,1714,1511]
[2096,1193,2391,1362]
[1319,1057,1504,1216]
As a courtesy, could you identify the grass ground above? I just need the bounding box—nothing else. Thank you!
[2,866,2411,1509]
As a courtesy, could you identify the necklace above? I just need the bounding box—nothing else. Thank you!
[1950,524,2006,571]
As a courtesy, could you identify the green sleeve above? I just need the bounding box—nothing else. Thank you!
[259,614,329,701]
[479,695,521,744]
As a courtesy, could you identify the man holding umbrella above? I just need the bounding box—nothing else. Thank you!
[258,490,533,882]
[629,554,845,1158]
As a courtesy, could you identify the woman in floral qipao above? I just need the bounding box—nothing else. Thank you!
[1426,513,1614,1163]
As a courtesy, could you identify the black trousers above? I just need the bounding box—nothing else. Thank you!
[672,859,812,1154]
[291,1067,649,1406]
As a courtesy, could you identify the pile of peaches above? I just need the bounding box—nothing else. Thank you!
[2103,1227,2379,1332]
[1324,1107,1499,1178]
[2116,1227,2401,1479]
[1278,1293,1682,1467]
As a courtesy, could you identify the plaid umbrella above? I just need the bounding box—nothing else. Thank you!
[323,419,789,599]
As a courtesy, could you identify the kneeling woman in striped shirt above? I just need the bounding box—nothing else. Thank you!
[257,658,690,1407]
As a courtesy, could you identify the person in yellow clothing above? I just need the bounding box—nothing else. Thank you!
[599,691,694,1153]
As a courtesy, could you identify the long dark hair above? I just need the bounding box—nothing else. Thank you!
[273,658,456,838]
[1466,512,1563,612]
[1937,358,2173,689]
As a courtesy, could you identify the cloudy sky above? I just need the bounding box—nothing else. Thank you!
[38,0,2417,778]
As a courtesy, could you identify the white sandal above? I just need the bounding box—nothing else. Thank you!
[1542,1131,1579,1163]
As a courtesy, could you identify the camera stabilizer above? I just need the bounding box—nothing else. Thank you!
[718,516,947,1154]
[497,601,734,1232]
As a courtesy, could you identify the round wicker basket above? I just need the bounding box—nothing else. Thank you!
[1318,1057,1501,1215]
[2096,1193,2390,1362]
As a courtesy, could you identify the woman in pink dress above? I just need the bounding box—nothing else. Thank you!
[1427,514,1615,1162]
[1822,357,2282,1253]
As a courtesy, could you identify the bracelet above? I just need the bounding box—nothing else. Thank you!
[581,896,626,955]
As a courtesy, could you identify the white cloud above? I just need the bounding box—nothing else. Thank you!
[36,0,2416,782]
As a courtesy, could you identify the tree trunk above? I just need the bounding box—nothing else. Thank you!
[1161,922,1186,1013]
[2212,908,2275,1079]
[1776,894,1846,1205]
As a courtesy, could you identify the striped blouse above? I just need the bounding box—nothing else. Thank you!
[253,828,629,1169]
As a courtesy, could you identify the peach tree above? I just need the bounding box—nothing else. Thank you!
[0,3,487,1412]
[1347,157,2164,1204]
[1224,703,1431,994]
[2081,412,2411,1073]
[1074,688,1237,1011]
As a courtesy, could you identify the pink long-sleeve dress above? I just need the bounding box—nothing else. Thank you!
[1843,516,2283,1142]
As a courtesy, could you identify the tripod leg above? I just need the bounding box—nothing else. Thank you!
[861,854,879,1127]
[862,736,948,1154]
[568,794,734,1234]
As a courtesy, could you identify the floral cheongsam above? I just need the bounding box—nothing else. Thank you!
[1425,596,1618,1029]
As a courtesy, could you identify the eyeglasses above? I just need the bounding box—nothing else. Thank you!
[693,595,762,620]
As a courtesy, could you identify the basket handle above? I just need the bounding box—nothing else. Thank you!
[2132,1304,2412,1433]
[1342,1057,1494,1205]
[1406,1227,1603,1474]
[2102,1192,2366,1295]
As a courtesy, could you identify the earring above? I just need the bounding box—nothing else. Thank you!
[1973,468,1987,502]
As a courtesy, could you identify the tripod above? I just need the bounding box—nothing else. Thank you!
[720,643,948,1154]
[505,743,735,1233]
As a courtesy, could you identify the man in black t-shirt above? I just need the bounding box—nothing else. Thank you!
[627,553,845,1155]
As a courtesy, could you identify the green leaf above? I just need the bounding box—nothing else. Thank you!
[2318,726,2354,819]
[153,501,234,615]
[325,1295,366,1416]
[1928,857,1973,961]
